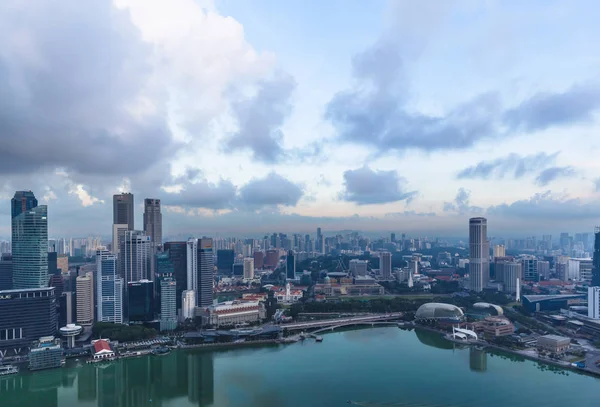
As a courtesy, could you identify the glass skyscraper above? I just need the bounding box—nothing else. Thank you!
[96,248,123,324]
[11,190,48,289]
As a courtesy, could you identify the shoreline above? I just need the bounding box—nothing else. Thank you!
[411,325,600,379]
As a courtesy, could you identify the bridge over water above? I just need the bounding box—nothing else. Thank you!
[280,313,404,332]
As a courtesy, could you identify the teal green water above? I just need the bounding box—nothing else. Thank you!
[1,327,598,407]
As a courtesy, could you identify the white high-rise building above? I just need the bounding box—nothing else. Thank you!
[589,286,600,319]
[469,217,489,292]
[112,224,128,255]
[380,251,392,279]
[96,247,123,324]
[503,262,522,294]
[493,245,506,258]
[120,231,152,283]
[181,290,196,321]
[243,257,254,279]
[76,272,94,325]
[349,259,368,277]
[160,279,177,331]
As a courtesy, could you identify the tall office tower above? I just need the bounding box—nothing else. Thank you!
[164,242,187,312]
[556,260,569,281]
[143,198,162,247]
[589,286,600,319]
[11,191,48,289]
[541,234,552,250]
[181,290,196,321]
[520,256,539,282]
[286,250,296,279]
[265,249,279,268]
[391,233,396,243]
[380,251,392,279]
[216,249,234,274]
[76,272,94,325]
[160,278,177,331]
[493,245,506,258]
[120,231,152,283]
[48,251,58,276]
[96,247,123,324]
[59,291,76,327]
[186,238,214,308]
[503,262,522,294]
[112,224,128,255]
[0,254,12,291]
[0,287,57,356]
[128,280,154,322]
[469,217,489,292]
[592,227,600,286]
[559,232,571,254]
[113,192,134,231]
[317,227,324,254]
[243,258,255,279]
[350,259,368,277]
[253,250,264,269]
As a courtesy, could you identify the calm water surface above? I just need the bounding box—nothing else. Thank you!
[1,327,598,407]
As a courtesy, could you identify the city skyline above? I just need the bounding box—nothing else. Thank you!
[1,1,600,237]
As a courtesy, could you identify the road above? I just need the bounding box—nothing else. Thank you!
[280,313,403,331]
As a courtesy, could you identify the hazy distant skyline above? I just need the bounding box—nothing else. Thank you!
[1,0,600,237]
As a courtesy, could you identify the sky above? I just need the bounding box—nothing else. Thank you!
[1,0,600,239]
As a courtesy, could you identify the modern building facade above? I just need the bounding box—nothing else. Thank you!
[350,259,368,277]
[120,231,152,283]
[589,286,600,319]
[143,198,162,247]
[265,249,279,268]
[592,227,600,286]
[286,250,295,279]
[12,193,48,289]
[216,249,234,274]
[0,254,12,291]
[113,193,134,231]
[253,251,264,269]
[128,280,154,323]
[187,238,214,308]
[469,217,489,292]
[96,248,123,324]
[160,279,177,331]
[521,256,539,282]
[243,258,254,279]
[380,251,392,279]
[112,223,128,256]
[76,272,94,325]
[503,262,522,294]
[0,287,57,356]
[164,242,187,311]
[493,245,506,258]
[181,290,196,321]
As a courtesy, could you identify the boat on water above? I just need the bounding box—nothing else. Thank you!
[0,365,19,376]
[315,336,323,342]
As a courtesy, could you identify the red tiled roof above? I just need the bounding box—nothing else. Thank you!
[94,340,111,353]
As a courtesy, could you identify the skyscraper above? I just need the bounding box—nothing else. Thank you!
[128,280,154,322]
[96,247,123,324]
[76,272,94,325]
[317,227,323,254]
[143,198,162,247]
[120,231,152,283]
[113,193,134,231]
[160,279,177,331]
[216,249,234,274]
[164,242,187,311]
[112,223,128,255]
[286,250,296,279]
[592,227,600,286]
[187,238,214,308]
[469,217,489,292]
[253,250,264,269]
[243,257,254,279]
[380,251,392,279]
[11,190,48,289]
[589,286,600,319]
[503,262,522,294]
[521,256,539,282]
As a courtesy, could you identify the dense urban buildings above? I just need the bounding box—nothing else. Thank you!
[164,241,187,311]
[143,198,162,247]
[120,231,152,283]
[469,217,489,292]
[286,250,295,279]
[380,251,392,279]
[113,193,134,231]
[127,280,154,323]
[217,249,234,274]
[11,191,48,289]
[243,257,254,279]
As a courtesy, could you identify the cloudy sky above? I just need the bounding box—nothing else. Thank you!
[1,0,600,239]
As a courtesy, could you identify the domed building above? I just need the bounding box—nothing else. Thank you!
[472,302,504,317]
[415,303,464,323]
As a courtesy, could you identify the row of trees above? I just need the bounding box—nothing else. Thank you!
[92,322,157,342]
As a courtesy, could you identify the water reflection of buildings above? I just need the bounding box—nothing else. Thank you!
[469,347,487,372]
[1,350,215,407]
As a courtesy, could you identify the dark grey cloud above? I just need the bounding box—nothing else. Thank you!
[457,152,559,180]
[225,73,296,163]
[504,84,600,132]
[534,166,576,186]
[238,173,303,207]
[0,0,175,176]
[443,188,483,215]
[487,191,599,220]
[340,166,416,205]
